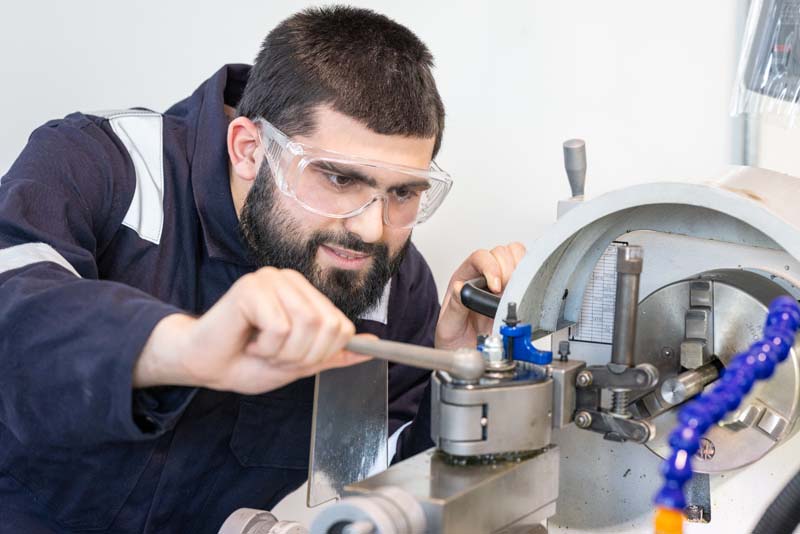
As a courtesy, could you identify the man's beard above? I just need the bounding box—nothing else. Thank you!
[239,164,410,322]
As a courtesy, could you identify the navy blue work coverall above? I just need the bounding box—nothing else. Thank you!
[0,64,437,533]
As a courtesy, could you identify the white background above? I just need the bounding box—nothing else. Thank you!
[0,0,753,527]
[0,0,747,296]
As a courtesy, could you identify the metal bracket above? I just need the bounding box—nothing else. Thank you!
[576,363,659,390]
[574,409,655,443]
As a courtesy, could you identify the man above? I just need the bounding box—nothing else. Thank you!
[0,6,524,533]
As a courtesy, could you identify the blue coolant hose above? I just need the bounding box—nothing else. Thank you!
[654,296,800,513]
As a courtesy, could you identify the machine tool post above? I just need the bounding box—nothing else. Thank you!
[346,337,485,381]
[610,245,644,416]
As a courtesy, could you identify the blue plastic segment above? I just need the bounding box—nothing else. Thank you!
[499,322,553,365]
[654,297,800,510]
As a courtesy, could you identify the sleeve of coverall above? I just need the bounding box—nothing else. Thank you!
[0,118,193,447]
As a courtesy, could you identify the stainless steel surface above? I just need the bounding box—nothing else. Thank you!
[576,364,658,390]
[549,359,585,428]
[611,245,643,369]
[346,337,485,382]
[346,446,559,534]
[680,281,714,369]
[610,246,643,419]
[308,360,388,507]
[684,472,711,524]
[431,365,553,457]
[482,334,515,373]
[311,485,425,534]
[660,362,719,406]
[492,170,800,533]
[637,271,800,472]
[219,509,308,534]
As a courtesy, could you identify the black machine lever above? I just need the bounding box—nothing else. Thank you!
[460,277,501,318]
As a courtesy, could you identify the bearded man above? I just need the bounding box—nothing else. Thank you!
[0,6,524,533]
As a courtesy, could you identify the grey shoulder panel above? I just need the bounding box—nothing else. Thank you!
[90,109,165,245]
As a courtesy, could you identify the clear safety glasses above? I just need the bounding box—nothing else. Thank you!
[256,118,452,229]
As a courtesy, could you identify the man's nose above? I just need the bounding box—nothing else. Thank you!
[343,199,385,244]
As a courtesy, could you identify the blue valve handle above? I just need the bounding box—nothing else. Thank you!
[654,296,800,510]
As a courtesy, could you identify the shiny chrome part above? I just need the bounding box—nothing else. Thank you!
[610,246,643,418]
[308,361,388,507]
[660,362,719,406]
[681,281,714,369]
[638,271,800,472]
[219,509,308,534]
[611,245,643,369]
[337,446,559,534]
[431,363,552,457]
[346,337,485,382]
[549,359,586,428]
[311,486,425,534]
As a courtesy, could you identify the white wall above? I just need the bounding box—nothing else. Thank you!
[0,0,743,296]
[0,0,744,527]
[754,118,800,176]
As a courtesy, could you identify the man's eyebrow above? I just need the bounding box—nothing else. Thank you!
[388,179,430,191]
[314,161,377,187]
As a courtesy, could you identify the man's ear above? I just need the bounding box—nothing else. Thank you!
[227,116,261,182]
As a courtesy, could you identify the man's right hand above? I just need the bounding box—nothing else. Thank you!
[133,267,369,394]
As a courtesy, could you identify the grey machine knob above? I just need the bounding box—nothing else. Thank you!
[563,139,587,197]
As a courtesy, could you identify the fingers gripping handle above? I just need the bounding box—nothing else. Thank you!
[460,277,501,319]
[345,337,485,381]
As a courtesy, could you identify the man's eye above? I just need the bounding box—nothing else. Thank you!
[326,174,354,188]
[392,187,419,202]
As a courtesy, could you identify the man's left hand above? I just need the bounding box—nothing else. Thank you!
[435,242,526,351]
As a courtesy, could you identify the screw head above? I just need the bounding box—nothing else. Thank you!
[575,411,592,428]
[661,347,675,360]
[695,438,716,460]
[576,370,593,387]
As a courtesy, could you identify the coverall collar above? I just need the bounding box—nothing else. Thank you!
[182,63,253,267]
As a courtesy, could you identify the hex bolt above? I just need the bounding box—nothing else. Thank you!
[575,411,592,428]
[576,370,593,387]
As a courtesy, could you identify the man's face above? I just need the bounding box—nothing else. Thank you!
[239,108,436,321]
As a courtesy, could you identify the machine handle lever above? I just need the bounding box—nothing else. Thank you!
[345,337,485,381]
[460,277,501,318]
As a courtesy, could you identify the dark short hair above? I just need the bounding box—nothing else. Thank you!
[237,5,445,156]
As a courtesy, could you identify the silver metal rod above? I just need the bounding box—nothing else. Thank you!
[660,362,720,406]
[345,337,485,381]
[611,246,643,368]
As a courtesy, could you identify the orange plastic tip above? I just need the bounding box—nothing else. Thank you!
[654,507,683,534]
